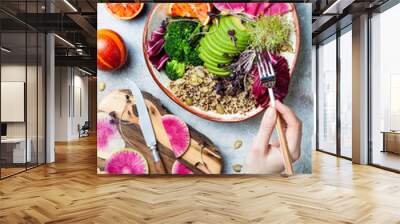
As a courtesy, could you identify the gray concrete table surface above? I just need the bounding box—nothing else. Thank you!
[97,3,313,174]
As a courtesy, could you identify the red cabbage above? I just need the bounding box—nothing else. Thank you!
[252,52,290,107]
[147,22,169,70]
[149,53,169,71]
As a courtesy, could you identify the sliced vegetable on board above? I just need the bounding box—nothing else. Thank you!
[161,114,190,158]
[171,160,193,174]
[105,148,149,174]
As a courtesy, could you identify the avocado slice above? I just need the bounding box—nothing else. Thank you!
[209,34,238,53]
[199,38,230,60]
[217,17,250,51]
[213,28,248,48]
[220,16,249,33]
[205,22,246,53]
[212,29,248,51]
[204,34,238,54]
[204,29,243,54]
[196,15,252,77]
[219,16,250,42]
[204,62,231,77]
[199,52,230,66]
[199,34,238,69]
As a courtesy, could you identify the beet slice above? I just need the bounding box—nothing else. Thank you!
[161,114,190,158]
[105,148,149,174]
[171,160,193,174]
[251,52,290,107]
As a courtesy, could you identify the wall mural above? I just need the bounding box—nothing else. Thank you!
[97,2,312,175]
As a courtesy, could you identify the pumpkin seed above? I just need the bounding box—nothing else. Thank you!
[216,104,225,114]
[98,82,106,92]
[185,97,193,106]
[234,140,243,149]
[232,164,242,173]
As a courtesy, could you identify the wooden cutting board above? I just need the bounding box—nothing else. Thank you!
[98,89,223,174]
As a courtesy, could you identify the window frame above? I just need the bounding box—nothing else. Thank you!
[315,24,353,161]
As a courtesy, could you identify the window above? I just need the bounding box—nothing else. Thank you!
[339,28,352,158]
[317,36,337,154]
[316,25,353,159]
[0,0,47,179]
[370,3,400,171]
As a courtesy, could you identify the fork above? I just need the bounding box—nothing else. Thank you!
[256,49,294,176]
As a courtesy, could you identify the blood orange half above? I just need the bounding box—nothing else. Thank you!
[168,3,212,25]
[106,3,144,20]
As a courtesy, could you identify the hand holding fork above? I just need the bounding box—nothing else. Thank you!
[245,49,301,176]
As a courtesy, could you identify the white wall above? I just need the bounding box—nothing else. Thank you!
[1,65,36,138]
[55,66,69,141]
[54,67,89,141]
[72,73,89,138]
[1,63,46,164]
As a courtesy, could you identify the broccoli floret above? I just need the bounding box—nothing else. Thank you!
[184,47,203,66]
[164,20,202,65]
[165,60,186,80]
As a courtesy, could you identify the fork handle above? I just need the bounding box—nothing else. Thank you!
[276,114,294,176]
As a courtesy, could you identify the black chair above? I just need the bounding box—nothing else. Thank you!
[79,121,90,138]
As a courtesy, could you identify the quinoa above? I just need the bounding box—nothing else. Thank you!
[169,66,256,114]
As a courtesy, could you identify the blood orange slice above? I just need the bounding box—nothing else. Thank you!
[106,3,144,20]
[168,3,212,25]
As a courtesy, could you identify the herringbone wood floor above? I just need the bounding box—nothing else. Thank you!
[1,135,400,224]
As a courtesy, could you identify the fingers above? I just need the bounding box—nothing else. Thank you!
[270,139,280,148]
[252,106,277,153]
[275,100,299,127]
[275,100,302,161]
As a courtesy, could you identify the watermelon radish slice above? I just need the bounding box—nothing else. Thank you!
[161,114,190,158]
[253,3,270,16]
[213,3,246,13]
[97,112,125,160]
[171,160,193,175]
[105,148,149,174]
[264,3,292,16]
[214,3,291,17]
[244,3,262,17]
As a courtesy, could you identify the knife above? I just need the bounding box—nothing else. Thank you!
[129,80,167,174]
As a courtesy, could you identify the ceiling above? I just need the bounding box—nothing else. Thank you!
[0,0,96,74]
[0,0,395,74]
[311,0,391,43]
